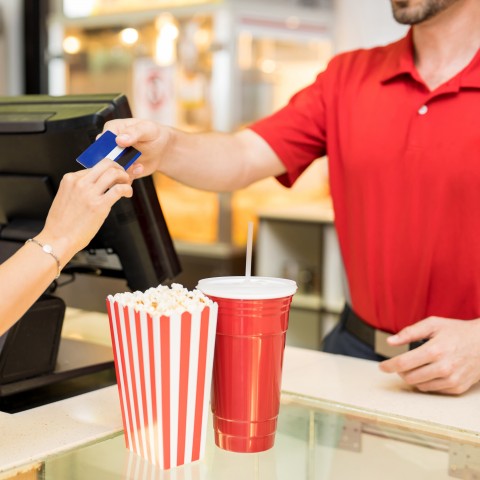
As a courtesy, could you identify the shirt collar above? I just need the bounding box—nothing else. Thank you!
[380,28,480,90]
[380,29,418,84]
[460,48,480,88]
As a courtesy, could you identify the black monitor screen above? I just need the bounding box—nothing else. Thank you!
[0,93,181,292]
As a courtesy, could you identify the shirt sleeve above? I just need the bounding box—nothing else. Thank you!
[248,70,328,188]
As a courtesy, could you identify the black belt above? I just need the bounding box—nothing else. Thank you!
[343,304,425,358]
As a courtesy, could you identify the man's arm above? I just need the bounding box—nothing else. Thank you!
[379,317,480,394]
[103,119,286,191]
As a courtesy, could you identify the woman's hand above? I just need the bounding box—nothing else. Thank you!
[36,158,133,266]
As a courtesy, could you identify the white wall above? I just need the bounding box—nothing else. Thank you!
[0,0,23,95]
[333,0,407,53]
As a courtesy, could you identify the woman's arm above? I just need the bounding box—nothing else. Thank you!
[0,159,133,334]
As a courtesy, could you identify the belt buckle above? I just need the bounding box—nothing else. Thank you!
[374,330,409,358]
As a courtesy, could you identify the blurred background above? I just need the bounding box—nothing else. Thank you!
[0,0,406,245]
[0,0,407,348]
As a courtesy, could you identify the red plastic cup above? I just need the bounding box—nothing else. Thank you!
[197,276,297,453]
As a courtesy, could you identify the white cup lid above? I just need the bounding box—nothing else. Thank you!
[196,276,297,300]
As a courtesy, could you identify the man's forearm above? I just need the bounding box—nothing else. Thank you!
[160,128,286,192]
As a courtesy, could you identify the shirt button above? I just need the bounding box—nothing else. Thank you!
[418,105,428,115]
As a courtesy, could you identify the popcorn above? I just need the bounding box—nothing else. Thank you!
[107,283,215,316]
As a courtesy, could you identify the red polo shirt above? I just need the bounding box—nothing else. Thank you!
[250,30,480,333]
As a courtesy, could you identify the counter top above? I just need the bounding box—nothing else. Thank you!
[282,347,480,443]
[1,310,479,475]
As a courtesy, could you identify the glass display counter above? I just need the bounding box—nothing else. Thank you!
[8,392,479,479]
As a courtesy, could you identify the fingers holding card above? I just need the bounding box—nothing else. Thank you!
[76,130,141,170]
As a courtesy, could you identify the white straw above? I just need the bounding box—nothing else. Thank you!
[245,221,254,278]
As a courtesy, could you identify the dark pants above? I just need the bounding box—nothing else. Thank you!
[321,307,387,362]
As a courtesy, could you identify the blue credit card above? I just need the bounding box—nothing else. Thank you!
[76,130,141,170]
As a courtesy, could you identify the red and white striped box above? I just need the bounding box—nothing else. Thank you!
[106,286,218,469]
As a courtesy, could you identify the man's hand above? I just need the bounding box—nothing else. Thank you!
[103,118,172,179]
[379,317,480,395]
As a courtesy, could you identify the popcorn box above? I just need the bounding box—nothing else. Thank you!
[106,285,218,469]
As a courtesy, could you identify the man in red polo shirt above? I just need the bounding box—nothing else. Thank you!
[105,0,480,394]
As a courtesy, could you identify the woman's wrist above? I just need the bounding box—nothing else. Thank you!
[24,238,62,279]
[34,231,76,271]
